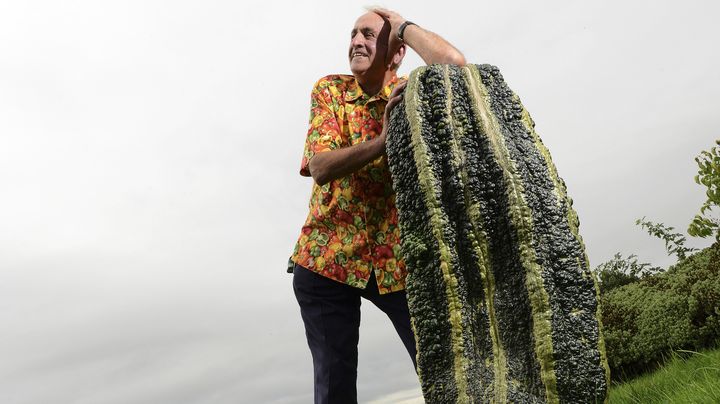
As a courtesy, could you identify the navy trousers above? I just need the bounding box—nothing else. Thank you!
[292,264,417,404]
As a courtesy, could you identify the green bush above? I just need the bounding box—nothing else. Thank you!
[594,218,695,295]
[600,243,720,380]
[594,253,661,294]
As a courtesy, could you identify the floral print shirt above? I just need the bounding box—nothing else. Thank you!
[292,74,407,294]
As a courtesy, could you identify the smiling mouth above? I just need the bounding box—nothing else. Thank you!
[351,52,367,59]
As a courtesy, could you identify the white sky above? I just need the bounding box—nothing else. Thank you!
[1,0,718,402]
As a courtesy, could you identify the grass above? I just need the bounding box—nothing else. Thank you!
[609,347,720,403]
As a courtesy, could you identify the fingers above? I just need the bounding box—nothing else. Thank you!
[389,81,407,98]
[371,7,387,17]
[385,93,405,116]
[386,95,402,113]
[385,81,407,114]
[371,7,392,18]
[371,7,402,23]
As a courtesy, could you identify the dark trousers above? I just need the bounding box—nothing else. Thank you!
[292,264,417,404]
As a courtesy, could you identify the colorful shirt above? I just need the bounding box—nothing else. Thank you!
[291,74,407,294]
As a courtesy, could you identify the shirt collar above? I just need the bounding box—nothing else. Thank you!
[344,75,400,103]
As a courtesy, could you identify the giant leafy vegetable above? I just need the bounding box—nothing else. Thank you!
[386,64,609,403]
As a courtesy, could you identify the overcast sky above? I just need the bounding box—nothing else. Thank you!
[1,0,718,403]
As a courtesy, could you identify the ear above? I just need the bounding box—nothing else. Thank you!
[389,43,406,70]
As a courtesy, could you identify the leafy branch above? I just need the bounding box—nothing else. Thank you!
[636,217,697,261]
[688,139,720,241]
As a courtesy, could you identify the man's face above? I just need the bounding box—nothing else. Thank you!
[348,12,390,83]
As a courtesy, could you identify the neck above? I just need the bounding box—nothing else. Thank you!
[356,70,397,96]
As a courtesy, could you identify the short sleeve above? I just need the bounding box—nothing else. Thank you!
[300,78,344,177]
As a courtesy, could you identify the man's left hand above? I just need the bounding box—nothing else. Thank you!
[371,8,406,63]
[379,80,408,147]
[386,81,407,117]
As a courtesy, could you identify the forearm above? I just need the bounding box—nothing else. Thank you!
[403,24,466,66]
[308,135,385,186]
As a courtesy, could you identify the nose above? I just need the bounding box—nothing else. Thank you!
[350,31,364,48]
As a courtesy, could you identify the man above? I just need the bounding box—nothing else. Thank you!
[290,8,465,403]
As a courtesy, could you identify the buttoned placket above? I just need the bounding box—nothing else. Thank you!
[343,78,396,291]
[362,96,388,287]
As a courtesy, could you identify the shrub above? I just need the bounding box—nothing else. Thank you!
[594,253,661,294]
[600,243,720,380]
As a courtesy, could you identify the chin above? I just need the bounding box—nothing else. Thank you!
[350,66,367,78]
[350,58,366,69]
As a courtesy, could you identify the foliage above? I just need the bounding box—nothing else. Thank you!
[593,215,700,294]
[593,217,697,294]
[609,347,720,403]
[635,217,697,261]
[688,139,720,240]
[600,243,720,380]
[593,253,661,294]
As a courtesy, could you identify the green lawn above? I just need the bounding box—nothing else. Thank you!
[609,348,720,403]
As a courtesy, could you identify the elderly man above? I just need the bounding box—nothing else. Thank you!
[290,8,465,403]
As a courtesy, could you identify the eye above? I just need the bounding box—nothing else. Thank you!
[362,29,375,38]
